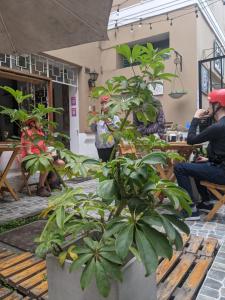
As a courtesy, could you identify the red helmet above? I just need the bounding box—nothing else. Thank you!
[100,95,109,104]
[208,89,225,107]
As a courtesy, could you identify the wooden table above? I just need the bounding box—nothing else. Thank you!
[155,142,202,181]
[0,143,21,201]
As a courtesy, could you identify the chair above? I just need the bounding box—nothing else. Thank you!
[200,181,225,221]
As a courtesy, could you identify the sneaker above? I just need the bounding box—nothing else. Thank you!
[37,187,51,197]
[197,202,214,213]
[180,210,201,221]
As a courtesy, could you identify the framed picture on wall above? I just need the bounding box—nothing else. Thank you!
[214,40,224,76]
[201,65,209,95]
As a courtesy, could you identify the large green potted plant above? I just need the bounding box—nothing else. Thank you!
[35,44,191,300]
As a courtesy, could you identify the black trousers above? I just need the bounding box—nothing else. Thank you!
[97,147,114,162]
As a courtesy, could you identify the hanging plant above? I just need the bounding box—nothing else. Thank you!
[169,90,187,99]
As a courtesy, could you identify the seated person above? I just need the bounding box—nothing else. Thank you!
[174,89,225,220]
[21,117,64,197]
[133,98,166,139]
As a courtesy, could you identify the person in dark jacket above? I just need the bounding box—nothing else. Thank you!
[133,98,165,139]
[174,89,225,220]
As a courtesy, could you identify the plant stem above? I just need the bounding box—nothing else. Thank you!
[109,109,131,161]
[50,161,67,188]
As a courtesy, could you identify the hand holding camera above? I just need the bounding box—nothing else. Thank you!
[194,109,210,119]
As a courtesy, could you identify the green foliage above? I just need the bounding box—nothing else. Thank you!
[35,43,191,298]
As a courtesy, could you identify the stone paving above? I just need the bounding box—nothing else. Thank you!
[0,175,98,225]
[197,241,225,300]
[2,172,225,299]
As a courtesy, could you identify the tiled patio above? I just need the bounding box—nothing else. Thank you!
[0,173,98,225]
[1,173,225,299]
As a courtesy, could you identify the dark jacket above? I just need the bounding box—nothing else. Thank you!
[133,107,165,138]
[187,116,225,163]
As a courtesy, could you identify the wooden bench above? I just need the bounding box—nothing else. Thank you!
[0,235,218,300]
[200,181,225,221]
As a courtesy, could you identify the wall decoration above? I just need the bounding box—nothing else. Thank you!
[72,108,76,117]
[214,40,224,76]
[201,65,209,95]
[71,96,76,106]
[148,81,164,96]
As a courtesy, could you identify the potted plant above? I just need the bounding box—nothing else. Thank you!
[35,43,191,300]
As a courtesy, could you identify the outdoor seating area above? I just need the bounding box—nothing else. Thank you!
[1,0,225,299]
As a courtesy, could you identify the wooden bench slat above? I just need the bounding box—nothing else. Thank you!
[173,257,212,300]
[199,238,218,257]
[0,286,12,298]
[41,293,48,300]
[156,252,182,284]
[0,253,33,271]
[29,280,48,297]
[2,291,23,300]
[9,261,46,285]
[0,251,14,259]
[18,270,47,293]
[185,236,203,254]
[157,253,195,300]
[1,257,43,278]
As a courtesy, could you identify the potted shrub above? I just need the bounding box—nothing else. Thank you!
[36,43,191,300]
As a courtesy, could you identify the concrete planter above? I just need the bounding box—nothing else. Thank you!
[47,255,157,300]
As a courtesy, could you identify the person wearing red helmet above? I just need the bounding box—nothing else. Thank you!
[174,89,225,220]
[91,96,120,162]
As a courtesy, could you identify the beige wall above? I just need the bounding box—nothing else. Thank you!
[47,2,225,132]
[99,10,198,127]
[207,0,225,34]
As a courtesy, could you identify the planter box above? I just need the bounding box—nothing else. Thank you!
[47,255,157,300]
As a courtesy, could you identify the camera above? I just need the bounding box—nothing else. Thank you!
[199,117,212,132]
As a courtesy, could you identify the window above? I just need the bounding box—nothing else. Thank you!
[118,33,170,69]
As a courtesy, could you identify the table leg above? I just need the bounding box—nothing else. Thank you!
[0,148,20,201]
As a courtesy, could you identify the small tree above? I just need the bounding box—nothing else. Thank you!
[36,44,191,298]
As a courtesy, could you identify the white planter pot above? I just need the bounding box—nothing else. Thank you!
[47,255,157,300]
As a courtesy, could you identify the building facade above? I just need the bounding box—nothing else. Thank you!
[0,0,224,159]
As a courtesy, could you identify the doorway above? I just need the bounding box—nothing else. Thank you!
[53,82,70,149]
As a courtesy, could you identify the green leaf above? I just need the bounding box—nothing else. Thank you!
[115,224,134,259]
[100,252,122,265]
[163,214,190,235]
[83,237,96,250]
[80,258,95,290]
[95,260,110,297]
[140,223,173,259]
[103,222,127,239]
[135,229,158,276]
[100,258,123,282]
[97,179,118,201]
[58,251,67,266]
[116,44,132,63]
[174,229,183,251]
[140,152,167,165]
[56,207,65,229]
[69,254,92,272]
[160,215,176,242]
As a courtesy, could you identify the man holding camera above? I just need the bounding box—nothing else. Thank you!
[174,89,225,220]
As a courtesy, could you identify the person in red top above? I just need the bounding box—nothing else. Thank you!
[21,117,63,197]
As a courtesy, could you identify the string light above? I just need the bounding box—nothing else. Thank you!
[138,18,142,27]
[116,5,120,16]
[112,0,220,33]
[130,23,134,32]
[195,5,199,18]
[149,23,152,30]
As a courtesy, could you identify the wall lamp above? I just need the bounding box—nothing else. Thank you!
[88,70,99,88]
